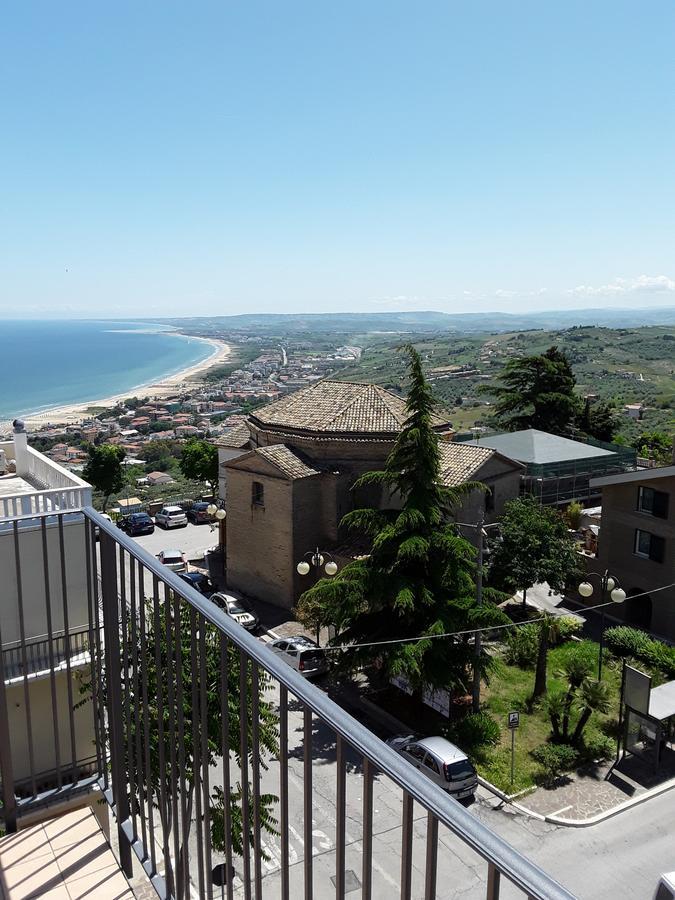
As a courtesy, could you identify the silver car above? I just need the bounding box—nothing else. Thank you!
[385,735,477,799]
[211,592,259,632]
[269,635,329,678]
[155,505,188,529]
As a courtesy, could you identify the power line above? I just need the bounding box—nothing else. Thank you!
[319,581,675,653]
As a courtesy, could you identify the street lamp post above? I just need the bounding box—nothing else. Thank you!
[578,570,626,680]
[296,548,339,643]
[455,518,501,713]
[207,501,227,577]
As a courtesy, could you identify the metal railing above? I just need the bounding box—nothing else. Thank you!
[0,507,576,900]
[2,629,90,679]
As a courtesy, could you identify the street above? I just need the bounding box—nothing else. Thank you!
[115,526,673,899]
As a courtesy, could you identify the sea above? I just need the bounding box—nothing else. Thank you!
[0,319,214,421]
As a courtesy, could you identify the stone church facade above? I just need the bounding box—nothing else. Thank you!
[215,380,522,609]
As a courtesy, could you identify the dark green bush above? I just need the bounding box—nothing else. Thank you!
[532,743,579,785]
[452,712,501,751]
[605,626,675,678]
[504,623,539,668]
[578,733,615,763]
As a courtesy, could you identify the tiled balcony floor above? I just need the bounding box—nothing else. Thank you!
[0,806,134,899]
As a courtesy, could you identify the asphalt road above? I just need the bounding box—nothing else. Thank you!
[113,529,672,899]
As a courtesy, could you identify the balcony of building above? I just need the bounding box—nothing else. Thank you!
[0,422,92,521]
[0,508,575,900]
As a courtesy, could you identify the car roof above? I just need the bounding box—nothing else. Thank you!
[164,505,184,511]
[162,549,183,556]
[415,736,467,763]
[287,635,319,648]
[193,501,209,508]
[130,512,150,518]
[181,572,205,581]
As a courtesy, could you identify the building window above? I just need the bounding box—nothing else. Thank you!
[638,486,669,519]
[252,481,265,507]
[484,487,495,513]
[634,528,665,563]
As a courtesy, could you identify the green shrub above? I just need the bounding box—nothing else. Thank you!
[551,616,582,646]
[446,713,501,755]
[578,733,615,763]
[605,626,675,678]
[565,501,583,530]
[504,624,539,668]
[532,743,579,785]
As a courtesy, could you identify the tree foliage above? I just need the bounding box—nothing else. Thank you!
[489,496,582,607]
[576,397,618,442]
[634,430,673,465]
[82,443,126,510]
[297,345,508,695]
[488,346,578,435]
[180,439,219,492]
[82,600,279,899]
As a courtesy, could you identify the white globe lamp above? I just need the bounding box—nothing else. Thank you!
[297,561,311,576]
[611,587,626,604]
[324,560,338,576]
[578,581,594,598]
[215,507,226,521]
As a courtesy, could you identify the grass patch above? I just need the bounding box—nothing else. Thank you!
[478,641,625,792]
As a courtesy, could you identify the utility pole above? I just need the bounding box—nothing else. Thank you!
[472,515,485,713]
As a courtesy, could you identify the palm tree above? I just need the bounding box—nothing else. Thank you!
[559,654,594,740]
[532,615,565,700]
[572,680,611,745]
[546,691,565,742]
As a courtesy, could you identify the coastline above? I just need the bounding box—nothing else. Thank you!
[4,336,231,431]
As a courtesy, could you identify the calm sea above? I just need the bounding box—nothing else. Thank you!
[0,320,214,420]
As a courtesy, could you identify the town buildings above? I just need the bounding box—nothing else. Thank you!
[217,380,523,609]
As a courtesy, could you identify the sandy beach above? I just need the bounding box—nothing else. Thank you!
[8,336,231,431]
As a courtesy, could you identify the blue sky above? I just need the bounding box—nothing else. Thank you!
[1,1,674,319]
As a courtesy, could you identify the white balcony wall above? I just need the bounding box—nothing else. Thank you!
[0,519,90,647]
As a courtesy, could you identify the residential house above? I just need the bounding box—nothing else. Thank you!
[590,465,675,637]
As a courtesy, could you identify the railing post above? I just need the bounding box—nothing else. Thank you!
[0,629,18,833]
[100,531,133,877]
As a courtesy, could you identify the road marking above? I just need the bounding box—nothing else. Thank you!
[549,804,573,816]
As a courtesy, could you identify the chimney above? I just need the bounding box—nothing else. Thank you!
[12,418,29,476]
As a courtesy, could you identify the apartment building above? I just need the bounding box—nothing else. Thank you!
[590,465,675,637]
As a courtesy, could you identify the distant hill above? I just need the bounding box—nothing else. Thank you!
[155,307,675,334]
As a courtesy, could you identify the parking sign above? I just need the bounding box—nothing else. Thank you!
[508,711,520,729]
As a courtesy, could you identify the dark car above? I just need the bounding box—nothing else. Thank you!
[118,512,155,536]
[187,502,214,525]
[179,572,215,597]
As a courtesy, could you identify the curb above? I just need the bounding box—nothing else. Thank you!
[478,772,675,827]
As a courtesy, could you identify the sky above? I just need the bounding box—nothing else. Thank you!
[1,1,675,319]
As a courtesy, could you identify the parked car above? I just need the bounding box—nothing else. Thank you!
[187,502,213,525]
[654,873,675,899]
[269,635,329,678]
[210,592,260,631]
[385,735,477,800]
[155,505,188,529]
[179,571,214,596]
[118,511,155,536]
[156,549,187,573]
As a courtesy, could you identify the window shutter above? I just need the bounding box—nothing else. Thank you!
[653,491,669,519]
[650,534,665,563]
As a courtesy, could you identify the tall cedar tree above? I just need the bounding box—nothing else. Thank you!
[489,346,579,435]
[297,346,507,695]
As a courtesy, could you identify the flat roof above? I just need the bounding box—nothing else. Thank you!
[649,681,675,721]
[591,465,675,488]
[467,429,616,465]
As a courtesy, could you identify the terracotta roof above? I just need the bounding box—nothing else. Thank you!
[438,442,496,487]
[250,380,451,435]
[214,423,251,449]
[254,445,322,480]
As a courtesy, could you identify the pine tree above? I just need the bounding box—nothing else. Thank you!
[488,346,579,435]
[297,345,507,695]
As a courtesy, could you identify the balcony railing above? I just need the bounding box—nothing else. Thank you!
[0,441,92,519]
[0,508,576,900]
[2,629,90,680]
